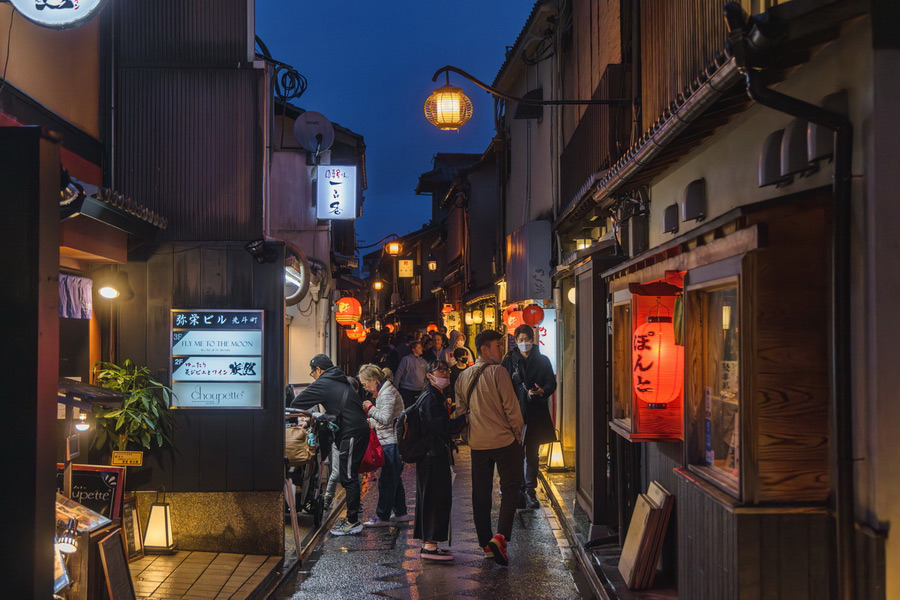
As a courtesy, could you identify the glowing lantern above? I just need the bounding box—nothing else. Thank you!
[484,306,496,324]
[427,324,439,333]
[441,304,454,316]
[465,312,474,326]
[632,316,683,409]
[357,330,367,343]
[472,310,484,324]
[335,297,362,326]
[424,81,473,131]
[445,310,461,330]
[346,322,365,341]
[522,304,544,326]
[505,310,524,332]
[386,323,396,334]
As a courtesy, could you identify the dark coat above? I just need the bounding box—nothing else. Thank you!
[502,346,558,446]
[414,382,466,542]
[290,366,368,442]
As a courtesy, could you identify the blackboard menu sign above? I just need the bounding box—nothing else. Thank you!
[56,464,126,519]
[120,496,143,561]
[98,529,137,600]
[170,309,264,408]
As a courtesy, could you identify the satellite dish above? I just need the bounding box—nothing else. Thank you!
[293,111,335,154]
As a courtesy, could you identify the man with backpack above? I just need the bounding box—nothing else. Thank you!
[291,354,369,536]
[454,329,525,566]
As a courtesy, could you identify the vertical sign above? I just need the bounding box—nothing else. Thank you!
[398,259,414,278]
[316,165,357,220]
[170,310,264,408]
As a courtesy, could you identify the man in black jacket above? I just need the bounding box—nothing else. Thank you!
[291,354,369,535]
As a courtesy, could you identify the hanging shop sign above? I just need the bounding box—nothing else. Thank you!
[533,308,557,375]
[335,296,362,325]
[170,310,264,409]
[632,316,683,409]
[398,259,414,278]
[11,0,108,29]
[316,165,357,220]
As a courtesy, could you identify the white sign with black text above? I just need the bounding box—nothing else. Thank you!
[316,165,357,220]
[11,0,107,29]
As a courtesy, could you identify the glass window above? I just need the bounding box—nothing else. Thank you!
[687,281,740,492]
[612,301,633,427]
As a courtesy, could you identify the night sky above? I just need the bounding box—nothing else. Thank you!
[255,1,536,250]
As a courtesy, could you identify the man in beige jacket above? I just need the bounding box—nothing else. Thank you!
[454,329,525,566]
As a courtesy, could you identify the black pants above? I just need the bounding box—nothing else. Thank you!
[399,387,420,409]
[413,453,452,542]
[338,432,369,523]
[471,441,525,548]
[522,436,541,492]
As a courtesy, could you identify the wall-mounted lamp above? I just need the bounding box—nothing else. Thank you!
[55,519,79,554]
[373,280,384,291]
[426,254,438,272]
[75,413,90,432]
[385,241,402,256]
[567,288,576,305]
[144,488,175,554]
[93,269,133,301]
[245,238,278,263]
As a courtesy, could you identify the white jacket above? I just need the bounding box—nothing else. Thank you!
[367,381,404,445]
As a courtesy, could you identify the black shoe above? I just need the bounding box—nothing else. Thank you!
[525,490,540,509]
[516,491,527,510]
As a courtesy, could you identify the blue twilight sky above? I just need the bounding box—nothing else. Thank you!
[255,0,536,249]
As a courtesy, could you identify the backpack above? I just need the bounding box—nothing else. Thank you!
[395,394,429,464]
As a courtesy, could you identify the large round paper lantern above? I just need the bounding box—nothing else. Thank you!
[505,310,524,333]
[441,304,454,316]
[426,324,439,333]
[445,311,461,331]
[335,296,362,326]
[357,330,367,343]
[385,323,396,334]
[632,316,683,408]
[346,322,365,341]
[483,306,496,325]
[522,304,545,326]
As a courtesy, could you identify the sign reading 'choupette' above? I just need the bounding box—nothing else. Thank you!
[170,310,264,409]
[11,0,108,30]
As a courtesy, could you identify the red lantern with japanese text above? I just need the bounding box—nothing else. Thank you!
[335,297,362,326]
[441,304,454,316]
[346,322,365,341]
[522,304,544,326]
[632,316,683,409]
[505,310,524,333]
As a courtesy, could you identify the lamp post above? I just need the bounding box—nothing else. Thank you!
[385,240,403,308]
[425,65,631,131]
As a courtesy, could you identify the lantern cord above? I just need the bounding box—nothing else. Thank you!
[431,66,630,106]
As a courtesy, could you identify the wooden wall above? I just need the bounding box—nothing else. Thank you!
[116,243,285,493]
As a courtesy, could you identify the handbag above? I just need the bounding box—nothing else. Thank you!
[285,422,316,466]
[359,427,385,473]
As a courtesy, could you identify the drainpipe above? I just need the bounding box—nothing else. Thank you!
[733,18,856,600]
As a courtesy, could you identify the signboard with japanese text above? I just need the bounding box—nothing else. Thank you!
[533,308,557,375]
[316,165,357,220]
[11,0,108,29]
[170,310,264,409]
[398,259,414,278]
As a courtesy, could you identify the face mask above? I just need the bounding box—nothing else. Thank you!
[517,342,533,353]
[430,376,450,390]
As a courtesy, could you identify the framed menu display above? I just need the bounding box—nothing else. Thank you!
[170,309,264,408]
[56,464,126,519]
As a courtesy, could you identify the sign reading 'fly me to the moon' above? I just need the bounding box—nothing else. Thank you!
[170,310,264,409]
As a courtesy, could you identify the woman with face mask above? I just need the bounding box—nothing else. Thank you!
[413,360,468,561]
[501,324,558,510]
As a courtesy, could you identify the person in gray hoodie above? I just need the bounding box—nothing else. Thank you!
[359,364,412,527]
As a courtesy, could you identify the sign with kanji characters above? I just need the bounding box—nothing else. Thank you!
[171,310,264,408]
[398,259,414,278]
[11,0,107,30]
[316,165,357,220]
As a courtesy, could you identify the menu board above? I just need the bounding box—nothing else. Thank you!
[56,465,126,519]
[170,309,264,408]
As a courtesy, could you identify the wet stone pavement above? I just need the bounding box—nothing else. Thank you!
[271,445,592,600]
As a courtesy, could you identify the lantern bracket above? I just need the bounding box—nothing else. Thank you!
[432,65,632,106]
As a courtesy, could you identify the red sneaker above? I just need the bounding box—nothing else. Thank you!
[487,534,508,566]
[482,544,493,558]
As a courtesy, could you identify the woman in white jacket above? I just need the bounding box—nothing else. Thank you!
[359,364,412,527]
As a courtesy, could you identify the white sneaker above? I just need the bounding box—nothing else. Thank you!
[363,517,392,528]
[329,519,363,536]
[390,514,414,523]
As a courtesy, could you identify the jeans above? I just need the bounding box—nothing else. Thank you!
[338,433,369,524]
[471,441,525,548]
[376,443,407,521]
[522,437,541,492]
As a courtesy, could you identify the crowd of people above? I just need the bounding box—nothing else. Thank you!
[288,323,556,566]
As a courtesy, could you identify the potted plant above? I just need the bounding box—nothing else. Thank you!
[91,359,176,455]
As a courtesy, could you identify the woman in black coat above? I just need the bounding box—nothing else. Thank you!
[414,360,467,561]
[501,324,557,509]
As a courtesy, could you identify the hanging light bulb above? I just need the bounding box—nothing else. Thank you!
[75,413,90,432]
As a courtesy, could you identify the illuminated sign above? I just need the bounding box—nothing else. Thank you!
[316,165,357,220]
[11,0,107,29]
[171,310,264,409]
[398,259,414,278]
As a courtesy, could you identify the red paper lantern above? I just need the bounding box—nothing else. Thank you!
[632,317,683,408]
[522,304,545,326]
[426,324,439,333]
[346,322,365,341]
[385,323,395,333]
[357,330,367,343]
[441,304,454,316]
[505,310,524,333]
[335,296,362,326]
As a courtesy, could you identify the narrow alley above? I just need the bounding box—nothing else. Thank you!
[271,446,591,600]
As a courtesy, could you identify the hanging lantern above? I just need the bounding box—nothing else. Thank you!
[335,296,362,326]
[483,306,496,324]
[445,310,461,330]
[632,316,683,409]
[441,304,454,316]
[465,312,474,326]
[424,82,474,131]
[386,323,396,334]
[346,322,366,341]
[357,330,367,343]
[522,304,545,326]
[505,310,524,332]
[472,309,484,324]
[426,323,439,333]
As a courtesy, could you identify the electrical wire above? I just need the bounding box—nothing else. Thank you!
[0,8,14,99]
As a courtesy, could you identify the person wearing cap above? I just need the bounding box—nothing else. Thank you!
[291,354,370,536]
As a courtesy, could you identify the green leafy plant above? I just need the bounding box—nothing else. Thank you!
[92,359,176,454]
